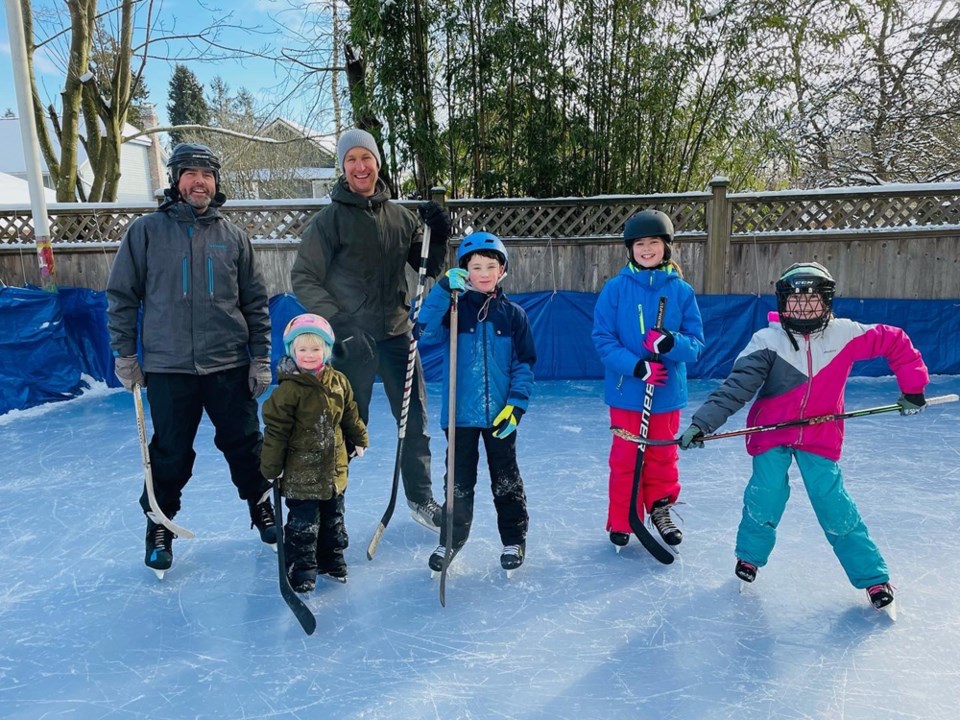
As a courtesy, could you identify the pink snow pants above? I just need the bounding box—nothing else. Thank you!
[607,407,681,533]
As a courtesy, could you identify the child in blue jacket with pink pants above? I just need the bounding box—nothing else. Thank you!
[592,210,705,551]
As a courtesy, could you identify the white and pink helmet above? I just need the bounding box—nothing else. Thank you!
[282,313,335,357]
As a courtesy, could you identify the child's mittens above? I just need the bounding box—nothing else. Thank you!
[897,392,926,415]
[642,327,675,355]
[633,360,667,386]
[492,404,525,438]
[438,268,469,292]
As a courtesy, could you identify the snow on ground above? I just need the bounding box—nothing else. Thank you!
[1,376,959,719]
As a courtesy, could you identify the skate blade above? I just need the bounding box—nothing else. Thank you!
[430,569,440,580]
[878,599,897,621]
[504,566,522,579]
[318,573,347,585]
[151,568,166,580]
[269,543,277,554]
[739,579,753,594]
[615,545,624,555]
[410,511,441,534]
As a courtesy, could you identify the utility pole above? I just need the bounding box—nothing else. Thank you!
[4,0,57,291]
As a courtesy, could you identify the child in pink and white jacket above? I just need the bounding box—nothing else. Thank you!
[679,262,928,612]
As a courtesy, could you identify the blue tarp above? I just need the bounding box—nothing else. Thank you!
[2,287,957,416]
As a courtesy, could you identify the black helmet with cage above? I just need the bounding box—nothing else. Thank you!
[623,209,674,264]
[775,262,836,334]
[163,143,226,207]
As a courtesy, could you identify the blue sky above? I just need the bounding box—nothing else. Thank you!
[1,0,336,133]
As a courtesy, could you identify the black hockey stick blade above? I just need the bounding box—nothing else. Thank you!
[273,482,316,635]
[627,514,676,564]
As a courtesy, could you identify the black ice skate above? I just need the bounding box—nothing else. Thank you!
[145,514,175,580]
[249,490,278,549]
[649,497,682,546]
[409,498,442,532]
[609,531,630,553]
[735,559,757,594]
[500,542,525,577]
[317,551,348,584]
[867,582,897,621]
[429,543,462,575]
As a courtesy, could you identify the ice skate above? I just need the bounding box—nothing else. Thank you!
[429,543,462,578]
[249,490,278,550]
[500,542,525,578]
[317,551,348,584]
[609,531,630,554]
[867,582,897,621]
[735,559,757,594]
[409,498,442,532]
[649,497,682,546]
[144,514,175,580]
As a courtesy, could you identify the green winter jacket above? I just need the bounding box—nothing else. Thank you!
[260,360,369,500]
[290,177,446,340]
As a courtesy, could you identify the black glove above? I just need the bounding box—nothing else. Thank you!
[897,392,926,416]
[418,201,451,243]
[329,314,376,364]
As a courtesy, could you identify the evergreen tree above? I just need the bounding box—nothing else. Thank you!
[167,65,210,146]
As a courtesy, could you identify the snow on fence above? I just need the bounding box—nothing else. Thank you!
[1,180,959,298]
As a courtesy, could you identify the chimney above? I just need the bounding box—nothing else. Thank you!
[142,103,166,197]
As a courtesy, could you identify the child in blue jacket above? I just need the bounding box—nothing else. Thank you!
[417,231,537,573]
[592,210,705,551]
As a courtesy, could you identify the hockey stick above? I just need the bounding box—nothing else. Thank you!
[440,288,460,607]
[611,393,959,446]
[133,383,195,539]
[627,297,674,565]
[272,480,317,635]
[367,224,434,560]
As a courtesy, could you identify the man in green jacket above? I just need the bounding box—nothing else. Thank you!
[291,128,450,530]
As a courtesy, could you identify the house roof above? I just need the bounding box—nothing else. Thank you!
[0,171,58,204]
[0,116,149,175]
[261,118,337,157]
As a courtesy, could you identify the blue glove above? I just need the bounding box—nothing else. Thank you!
[643,327,675,355]
[897,392,926,416]
[492,405,525,438]
[679,423,705,450]
[437,268,468,292]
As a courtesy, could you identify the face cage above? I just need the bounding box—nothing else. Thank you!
[777,289,833,334]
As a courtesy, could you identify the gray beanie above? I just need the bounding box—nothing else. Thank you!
[337,128,381,170]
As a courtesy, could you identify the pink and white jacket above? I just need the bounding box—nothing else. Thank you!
[690,313,929,461]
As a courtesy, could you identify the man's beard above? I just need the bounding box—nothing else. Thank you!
[184,192,211,211]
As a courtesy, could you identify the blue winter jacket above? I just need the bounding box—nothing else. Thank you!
[419,284,536,430]
[592,264,705,413]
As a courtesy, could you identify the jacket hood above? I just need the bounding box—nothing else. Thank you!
[618,263,681,292]
[330,175,392,208]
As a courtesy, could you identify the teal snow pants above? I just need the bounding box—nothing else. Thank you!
[735,446,889,589]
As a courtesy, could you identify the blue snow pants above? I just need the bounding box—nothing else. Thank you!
[734,446,889,589]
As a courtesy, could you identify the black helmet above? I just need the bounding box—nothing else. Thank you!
[623,209,674,264]
[775,262,836,334]
[163,143,225,208]
[166,143,221,185]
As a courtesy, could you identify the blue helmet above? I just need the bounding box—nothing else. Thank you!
[457,231,509,273]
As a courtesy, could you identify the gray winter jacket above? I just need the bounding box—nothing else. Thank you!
[291,177,446,340]
[106,201,270,374]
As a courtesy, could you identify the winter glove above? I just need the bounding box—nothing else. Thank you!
[249,357,273,399]
[437,267,469,293]
[643,327,675,355]
[679,423,706,450]
[633,360,667,386]
[897,392,926,416]
[492,405,525,439]
[329,314,376,364]
[418,201,452,243]
[114,355,145,391]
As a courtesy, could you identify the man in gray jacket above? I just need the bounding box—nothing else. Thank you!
[107,143,276,577]
[291,127,450,530]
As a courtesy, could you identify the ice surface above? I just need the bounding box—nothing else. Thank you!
[2,376,959,719]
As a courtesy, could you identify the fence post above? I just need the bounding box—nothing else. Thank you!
[704,176,731,294]
[430,186,447,205]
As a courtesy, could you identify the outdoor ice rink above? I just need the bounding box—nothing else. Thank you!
[2,374,959,719]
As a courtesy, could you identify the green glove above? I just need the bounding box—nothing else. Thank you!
[679,423,705,450]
